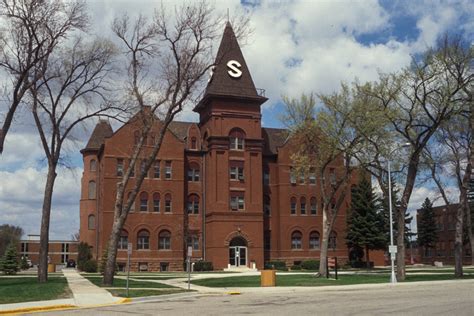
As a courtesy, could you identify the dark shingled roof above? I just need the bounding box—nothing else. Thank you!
[195,22,267,111]
[262,127,288,155]
[83,120,113,151]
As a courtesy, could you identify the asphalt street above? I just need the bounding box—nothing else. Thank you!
[36,280,474,316]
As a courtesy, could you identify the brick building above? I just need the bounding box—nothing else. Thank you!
[417,204,472,265]
[18,235,78,266]
[79,23,376,271]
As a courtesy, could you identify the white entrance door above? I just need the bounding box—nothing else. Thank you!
[229,246,247,267]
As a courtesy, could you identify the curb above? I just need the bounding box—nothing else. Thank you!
[0,304,75,315]
[0,298,131,315]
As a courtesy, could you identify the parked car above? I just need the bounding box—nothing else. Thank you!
[66,259,76,268]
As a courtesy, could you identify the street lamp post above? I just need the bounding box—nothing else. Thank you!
[387,160,397,284]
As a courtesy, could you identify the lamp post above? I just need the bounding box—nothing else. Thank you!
[387,159,397,284]
[386,142,410,284]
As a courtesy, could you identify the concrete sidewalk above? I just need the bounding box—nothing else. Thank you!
[62,269,122,306]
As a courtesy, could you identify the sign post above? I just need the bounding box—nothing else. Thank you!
[187,246,192,290]
[126,243,132,297]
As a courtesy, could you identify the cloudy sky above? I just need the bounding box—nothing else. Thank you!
[0,0,472,239]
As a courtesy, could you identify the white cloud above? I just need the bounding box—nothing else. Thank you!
[0,167,82,239]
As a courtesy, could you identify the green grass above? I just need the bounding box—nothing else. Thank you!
[107,288,189,298]
[84,276,175,288]
[0,277,71,304]
[191,273,474,288]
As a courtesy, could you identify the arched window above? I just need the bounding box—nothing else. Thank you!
[140,192,148,212]
[118,230,128,250]
[309,167,316,184]
[264,195,271,216]
[153,193,160,212]
[300,197,306,215]
[229,128,245,150]
[128,192,135,212]
[290,197,297,215]
[187,163,200,182]
[309,231,320,249]
[190,137,197,150]
[187,194,199,214]
[291,231,302,249]
[87,214,95,230]
[90,159,97,172]
[137,230,150,250]
[88,181,96,199]
[165,194,172,212]
[310,197,317,215]
[158,230,171,250]
[329,231,337,250]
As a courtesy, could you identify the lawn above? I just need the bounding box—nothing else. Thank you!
[0,277,71,304]
[191,273,474,288]
[84,276,175,288]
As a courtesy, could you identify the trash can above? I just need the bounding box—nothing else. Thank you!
[48,263,55,273]
[260,270,276,287]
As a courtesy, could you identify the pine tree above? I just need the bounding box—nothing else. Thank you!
[417,198,438,251]
[0,243,19,275]
[346,177,386,269]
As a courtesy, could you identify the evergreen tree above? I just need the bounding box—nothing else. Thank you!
[346,177,386,269]
[0,243,19,275]
[417,198,438,251]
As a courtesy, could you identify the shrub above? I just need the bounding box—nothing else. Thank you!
[82,259,98,273]
[193,261,213,271]
[264,261,287,271]
[350,261,374,269]
[77,242,92,271]
[301,260,319,270]
[291,264,302,270]
[20,256,29,270]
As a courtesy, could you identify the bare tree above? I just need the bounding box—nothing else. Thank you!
[281,88,384,276]
[0,0,88,154]
[102,2,231,286]
[29,36,116,282]
[424,107,472,275]
[361,35,473,280]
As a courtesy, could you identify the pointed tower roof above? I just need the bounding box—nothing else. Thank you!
[81,120,113,153]
[195,22,266,111]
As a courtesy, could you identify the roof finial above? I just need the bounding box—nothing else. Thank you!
[227,8,229,23]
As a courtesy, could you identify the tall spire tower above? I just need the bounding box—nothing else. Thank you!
[195,22,267,270]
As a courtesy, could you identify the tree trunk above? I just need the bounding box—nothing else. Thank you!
[318,209,331,276]
[38,166,57,283]
[454,203,463,278]
[366,245,370,270]
[103,217,124,285]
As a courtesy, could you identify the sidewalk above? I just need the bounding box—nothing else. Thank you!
[62,269,122,306]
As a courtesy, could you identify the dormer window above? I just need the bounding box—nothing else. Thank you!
[229,129,245,150]
[191,137,197,150]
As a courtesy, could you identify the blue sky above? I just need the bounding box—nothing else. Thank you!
[0,0,472,239]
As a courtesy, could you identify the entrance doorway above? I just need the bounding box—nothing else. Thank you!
[229,237,247,267]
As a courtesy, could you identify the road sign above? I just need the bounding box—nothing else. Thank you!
[187,246,192,258]
[390,253,396,260]
[127,243,132,255]
[389,245,397,254]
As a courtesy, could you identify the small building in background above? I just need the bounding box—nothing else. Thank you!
[18,234,78,267]
[416,204,472,265]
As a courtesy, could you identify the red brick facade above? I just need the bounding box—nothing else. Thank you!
[79,23,379,271]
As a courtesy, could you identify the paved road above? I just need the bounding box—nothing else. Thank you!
[37,280,474,316]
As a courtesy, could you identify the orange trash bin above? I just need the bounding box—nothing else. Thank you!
[260,270,276,287]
